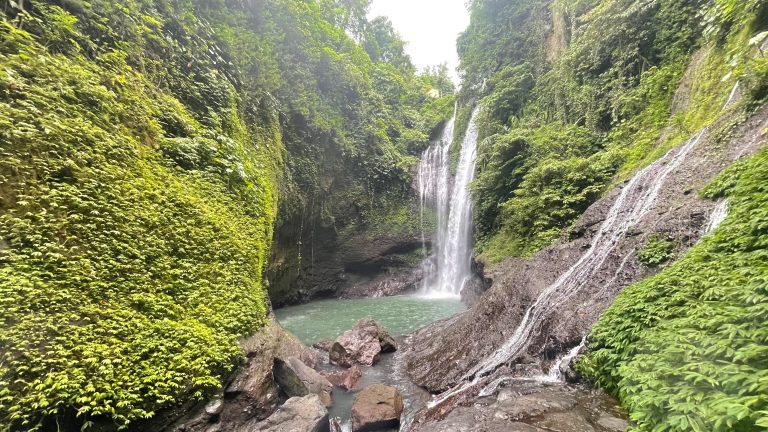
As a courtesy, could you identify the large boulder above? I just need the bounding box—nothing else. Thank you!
[329,319,398,367]
[321,365,362,391]
[273,357,333,407]
[240,394,330,432]
[351,384,404,432]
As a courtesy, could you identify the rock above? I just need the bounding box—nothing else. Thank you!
[596,415,629,432]
[241,394,330,432]
[273,357,333,407]
[329,319,397,367]
[534,412,595,432]
[351,384,404,432]
[313,339,335,352]
[204,399,223,416]
[495,387,577,421]
[321,365,362,390]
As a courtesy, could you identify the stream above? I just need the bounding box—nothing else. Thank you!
[275,295,466,431]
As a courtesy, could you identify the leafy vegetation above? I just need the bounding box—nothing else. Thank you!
[637,235,675,267]
[0,0,454,429]
[580,148,768,431]
[459,0,768,263]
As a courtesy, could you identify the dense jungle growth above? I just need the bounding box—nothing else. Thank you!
[460,0,768,262]
[0,0,451,429]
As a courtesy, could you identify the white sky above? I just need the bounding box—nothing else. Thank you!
[368,0,470,83]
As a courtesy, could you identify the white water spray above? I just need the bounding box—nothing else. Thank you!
[705,200,728,233]
[417,107,481,296]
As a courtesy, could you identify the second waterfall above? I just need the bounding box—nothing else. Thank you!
[417,107,480,296]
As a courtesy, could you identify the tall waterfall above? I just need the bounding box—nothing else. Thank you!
[417,107,480,296]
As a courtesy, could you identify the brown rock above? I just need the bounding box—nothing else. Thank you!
[321,365,362,391]
[351,384,403,432]
[329,319,398,367]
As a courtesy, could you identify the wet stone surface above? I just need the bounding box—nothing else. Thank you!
[411,381,628,432]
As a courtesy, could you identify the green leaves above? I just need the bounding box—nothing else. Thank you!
[0,2,277,430]
[638,235,675,266]
[581,149,768,431]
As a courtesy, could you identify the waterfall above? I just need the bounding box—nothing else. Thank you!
[705,200,728,234]
[417,107,481,296]
[427,130,707,408]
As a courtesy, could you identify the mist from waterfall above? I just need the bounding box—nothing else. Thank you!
[417,107,480,297]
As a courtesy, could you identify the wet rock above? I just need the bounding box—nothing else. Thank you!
[330,319,397,367]
[329,416,343,432]
[321,365,362,391]
[596,415,629,432]
[534,412,594,432]
[495,387,577,421]
[313,339,335,352]
[351,384,404,432]
[241,394,330,432]
[416,406,546,432]
[273,357,333,407]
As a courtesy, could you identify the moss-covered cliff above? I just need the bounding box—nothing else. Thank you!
[0,0,452,429]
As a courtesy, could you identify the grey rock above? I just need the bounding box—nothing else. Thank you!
[242,394,330,432]
[204,399,223,416]
[596,415,629,432]
[273,357,333,407]
[534,412,595,432]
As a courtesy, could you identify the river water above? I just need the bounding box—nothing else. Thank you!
[275,295,465,431]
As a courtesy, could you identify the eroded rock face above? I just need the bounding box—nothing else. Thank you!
[329,319,398,367]
[273,357,333,407]
[351,384,404,432]
[241,394,330,432]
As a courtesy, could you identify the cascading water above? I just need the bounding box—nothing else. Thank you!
[429,129,708,407]
[417,107,480,296]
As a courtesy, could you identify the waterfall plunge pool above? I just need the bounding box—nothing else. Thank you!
[275,295,466,431]
[275,295,465,344]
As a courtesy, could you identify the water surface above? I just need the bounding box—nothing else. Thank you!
[275,295,466,431]
[275,295,465,344]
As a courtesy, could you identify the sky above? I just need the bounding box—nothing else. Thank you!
[368,0,470,83]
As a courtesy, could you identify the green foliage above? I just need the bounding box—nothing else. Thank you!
[0,4,280,428]
[580,148,768,431]
[637,235,675,266]
[461,0,768,263]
